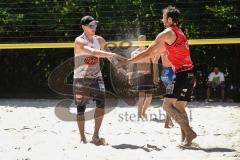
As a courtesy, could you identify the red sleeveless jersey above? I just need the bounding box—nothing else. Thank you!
[164,25,194,73]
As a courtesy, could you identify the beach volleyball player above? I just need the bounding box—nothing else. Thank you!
[74,15,126,145]
[127,6,197,147]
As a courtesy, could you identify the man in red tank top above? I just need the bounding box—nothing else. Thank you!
[128,6,197,147]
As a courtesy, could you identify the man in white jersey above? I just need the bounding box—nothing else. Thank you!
[74,16,126,145]
[206,67,225,101]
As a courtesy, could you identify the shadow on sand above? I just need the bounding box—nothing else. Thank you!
[112,144,162,152]
[179,144,236,153]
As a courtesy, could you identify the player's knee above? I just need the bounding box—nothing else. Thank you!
[162,102,170,112]
[162,104,167,111]
[77,105,86,113]
[220,84,225,89]
[146,93,152,98]
[96,100,105,109]
[139,91,146,96]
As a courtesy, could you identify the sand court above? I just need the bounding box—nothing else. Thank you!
[0,99,240,160]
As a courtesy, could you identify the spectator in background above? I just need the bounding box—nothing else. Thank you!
[206,67,225,101]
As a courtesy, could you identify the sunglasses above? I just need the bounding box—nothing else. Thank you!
[88,23,97,29]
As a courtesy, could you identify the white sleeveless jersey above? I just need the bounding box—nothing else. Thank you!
[74,34,102,78]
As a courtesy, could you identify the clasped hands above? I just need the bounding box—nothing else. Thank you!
[110,53,135,68]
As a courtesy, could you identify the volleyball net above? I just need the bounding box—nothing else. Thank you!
[0,38,240,49]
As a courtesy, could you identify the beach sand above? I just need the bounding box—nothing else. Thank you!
[0,99,240,160]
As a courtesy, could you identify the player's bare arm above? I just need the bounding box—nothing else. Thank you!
[97,36,127,64]
[74,36,115,58]
[127,29,172,63]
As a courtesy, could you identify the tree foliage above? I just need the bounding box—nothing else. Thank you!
[0,0,239,100]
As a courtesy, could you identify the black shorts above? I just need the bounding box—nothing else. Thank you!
[165,70,195,101]
[132,73,157,93]
[73,78,105,107]
[208,82,225,90]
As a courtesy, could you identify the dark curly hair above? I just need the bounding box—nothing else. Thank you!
[162,6,181,24]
